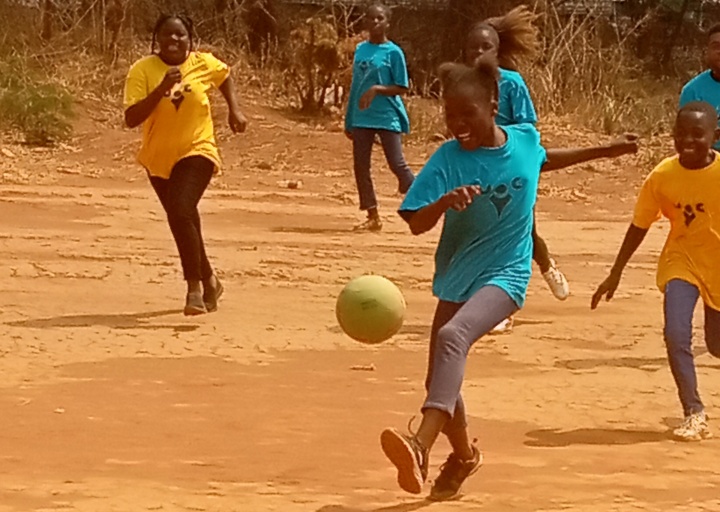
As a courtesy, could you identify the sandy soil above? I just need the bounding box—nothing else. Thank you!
[0,99,719,512]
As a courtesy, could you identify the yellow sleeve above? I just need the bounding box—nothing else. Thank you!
[632,170,662,229]
[124,60,149,109]
[201,52,230,88]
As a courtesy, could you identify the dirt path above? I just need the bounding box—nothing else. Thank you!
[0,104,718,512]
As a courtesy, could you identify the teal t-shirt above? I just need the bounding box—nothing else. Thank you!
[399,124,546,307]
[497,68,538,126]
[680,70,720,150]
[344,41,410,134]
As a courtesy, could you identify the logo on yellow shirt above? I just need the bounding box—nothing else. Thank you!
[167,82,192,110]
[676,202,706,227]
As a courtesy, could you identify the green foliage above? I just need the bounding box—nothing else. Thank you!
[0,58,74,145]
[286,16,345,113]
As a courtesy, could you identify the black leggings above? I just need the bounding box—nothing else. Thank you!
[149,155,214,282]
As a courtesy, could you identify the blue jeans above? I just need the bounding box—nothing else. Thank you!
[664,279,720,416]
[423,286,518,434]
[351,128,414,211]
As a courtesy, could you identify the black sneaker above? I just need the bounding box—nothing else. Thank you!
[428,444,483,501]
[380,428,429,494]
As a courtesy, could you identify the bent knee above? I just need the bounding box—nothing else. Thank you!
[436,324,469,358]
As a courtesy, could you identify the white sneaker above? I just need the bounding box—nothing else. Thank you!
[542,259,569,301]
[490,316,514,335]
[673,411,712,442]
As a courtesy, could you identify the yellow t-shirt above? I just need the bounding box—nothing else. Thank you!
[633,155,720,310]
[123,51,230,179]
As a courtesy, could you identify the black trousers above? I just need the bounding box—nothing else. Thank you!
[149,156,214,282]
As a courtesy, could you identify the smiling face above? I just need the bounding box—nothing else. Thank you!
[365,5,389,42]
[673,109,718,169]
[157,17,191,65]
[444,86,498,151]
[464,26,500,67]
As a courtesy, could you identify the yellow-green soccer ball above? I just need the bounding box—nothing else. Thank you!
[336,275,406,344]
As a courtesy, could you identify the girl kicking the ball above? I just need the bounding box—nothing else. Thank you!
[381,58,638,501]
[344,2,415,232]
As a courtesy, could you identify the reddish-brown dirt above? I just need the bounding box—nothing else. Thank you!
[1,95,718,512]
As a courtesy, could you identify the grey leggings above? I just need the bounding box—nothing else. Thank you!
[424,285,518,434]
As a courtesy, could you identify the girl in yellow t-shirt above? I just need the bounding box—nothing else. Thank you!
[123,14,247,316]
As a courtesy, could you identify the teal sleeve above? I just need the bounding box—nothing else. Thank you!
[390,47,410,88]
[399,148,449,213]
[511,77,538,124]
[679,84,694,108]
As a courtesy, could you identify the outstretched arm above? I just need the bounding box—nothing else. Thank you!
[590,224,649,309]
[219,76,247,134]
[543,133,638,172]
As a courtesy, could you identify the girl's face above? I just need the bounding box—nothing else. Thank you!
[673,111,718,168]
[366,6,389,40]
[157,18,190,65]
[444,88,498,151]
[706,32,720,73]
[464,28,499,67]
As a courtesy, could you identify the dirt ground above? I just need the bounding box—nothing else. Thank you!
[1,97,719,512]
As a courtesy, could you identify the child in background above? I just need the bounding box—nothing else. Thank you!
[464,6,567,306]
[380,57,637,501]
[344,3,415,232]
[679,23,720,150]
[463,6,640,333]
[592,101,720,442]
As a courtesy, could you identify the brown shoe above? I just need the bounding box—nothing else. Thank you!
[184,291,207,316]
[203,276,224,313]
[353,217,382,232]
[380,427,429,494]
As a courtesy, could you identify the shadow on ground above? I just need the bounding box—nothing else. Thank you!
[6,309,197,332]
[525,427,670,447]
[316,500,433,512]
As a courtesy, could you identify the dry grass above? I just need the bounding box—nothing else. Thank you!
[0,3,692,153]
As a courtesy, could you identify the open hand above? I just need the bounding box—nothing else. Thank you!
[442,185,482,212]
[359,86,378,110]
[229,109,247,134]
[607,133,639,158]
[590,272,622,310]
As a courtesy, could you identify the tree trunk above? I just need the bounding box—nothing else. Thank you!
[661,0,691,71]
[40,0,55,41]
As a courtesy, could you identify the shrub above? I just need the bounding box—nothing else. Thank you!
[285,16,346,113]
[0,58,74,145]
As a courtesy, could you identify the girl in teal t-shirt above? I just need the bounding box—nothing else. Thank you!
[379,57,638,502]
[461,6,639,333]
[344,3,415,232]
